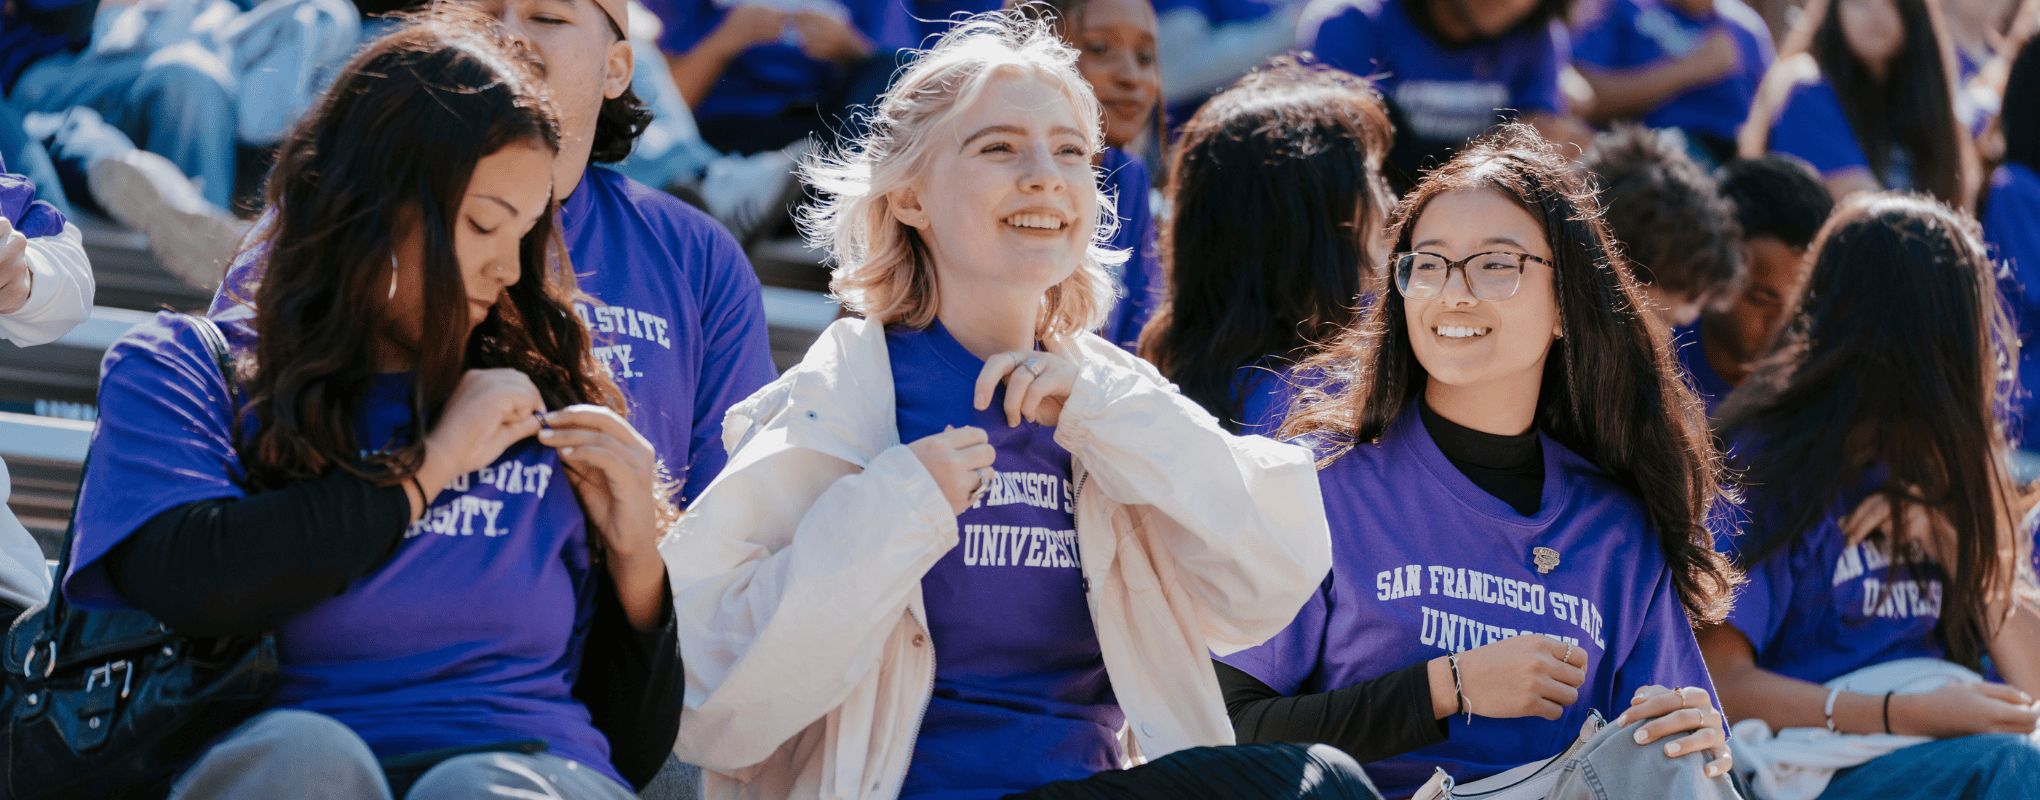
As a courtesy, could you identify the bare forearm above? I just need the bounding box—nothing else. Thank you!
[609,551,669,631]
[669,45,741,108]
[1576,63,1702,123]
[1988,596,2040,696]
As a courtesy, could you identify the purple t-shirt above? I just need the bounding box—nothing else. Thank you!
[1988,164,2040,449]
[1672,320,1734,416]
[889,321,1122,800]
[1232,362,1303,437]
[1766,70,1913,190]
[1219,405,1715,798]
[1156,0,1277,24]
[1098,148,1162,352]
[1301,0,1567,143]
[62,313,621,784]
[1722,481,1949,685]
[643,0,916,121]
[212,166,777,507]
[1571,0,1773,143]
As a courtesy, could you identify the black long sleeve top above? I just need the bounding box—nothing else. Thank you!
[101,470,681,790]
[1217,399,1546,764]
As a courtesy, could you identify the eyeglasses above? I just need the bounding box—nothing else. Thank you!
[1392,251,1553,302]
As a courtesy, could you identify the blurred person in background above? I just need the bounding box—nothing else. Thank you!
[1739,0,1978,206]
[1297,0,1594,193]
[1140,55,1393,435]
[1570,0,1774,167]
[1581,125,1743,329]
[1678,154,1832,415]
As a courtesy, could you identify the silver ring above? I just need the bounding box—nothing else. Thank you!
[1022,358,1043,377]
[1676,687,1691,707]
[969,467,996,506]
[1562,642,1573,665]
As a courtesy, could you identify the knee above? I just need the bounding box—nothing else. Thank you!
[220,709,373,765]
[1960,733,2040,775]
[405,752,538,800]
[1297,743,1382,800]
[135,46,234,110]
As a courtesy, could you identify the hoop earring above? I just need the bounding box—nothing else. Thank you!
[388,253,399,300]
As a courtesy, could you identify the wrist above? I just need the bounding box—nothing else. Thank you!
[0,266,29,315]
[1428,657,1457,720]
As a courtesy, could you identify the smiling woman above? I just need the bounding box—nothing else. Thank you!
[1216,124,1743,799]
[661,11,1377,800]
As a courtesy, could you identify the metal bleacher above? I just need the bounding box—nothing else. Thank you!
[2,216,837,564]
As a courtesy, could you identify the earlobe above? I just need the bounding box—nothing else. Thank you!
[604,39,634,100]
[889,187,931,229]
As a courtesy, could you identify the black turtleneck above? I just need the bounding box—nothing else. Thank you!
[1418,398,1545,517]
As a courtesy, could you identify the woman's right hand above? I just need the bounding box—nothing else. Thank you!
[1892,683,2040,737]
[417,368,545,506]
[1431,634,1589,720]
[907,425,997,516]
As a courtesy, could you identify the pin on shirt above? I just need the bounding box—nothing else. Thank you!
[1533,546,1561,574]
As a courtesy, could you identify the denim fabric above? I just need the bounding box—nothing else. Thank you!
[1004,742,1381,800]
[1816,734,2040,800]
[10,42,235,207]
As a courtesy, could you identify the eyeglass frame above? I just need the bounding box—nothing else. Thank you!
[1390,250,1555,302]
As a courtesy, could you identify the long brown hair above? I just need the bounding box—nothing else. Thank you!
[1281,125,1739,623]
[240,11,622,492]
[1743,0,1975,205]
[1717,192,2022,669]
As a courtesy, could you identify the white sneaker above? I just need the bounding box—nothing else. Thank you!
[88,149,250,291]
[699,140,810,244]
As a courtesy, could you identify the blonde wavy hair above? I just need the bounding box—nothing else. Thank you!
[798,11,1124,338]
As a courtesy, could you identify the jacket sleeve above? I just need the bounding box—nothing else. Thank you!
[0,222,92,346]
[1052,344,1332,654]
[660,420,958,773]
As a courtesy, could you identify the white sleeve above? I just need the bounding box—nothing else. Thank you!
[0,458,53,611]
[0,222,94,346]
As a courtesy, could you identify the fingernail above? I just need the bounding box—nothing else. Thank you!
[1634,730,1648,744]
[1707,765,1721,777]
[539,428,555,438]
[1664,743,1679,756]
[561,447,574,455]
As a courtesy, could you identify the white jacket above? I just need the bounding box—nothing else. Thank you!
[660,317,1332,800]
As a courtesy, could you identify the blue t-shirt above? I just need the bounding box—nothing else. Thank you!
[1219,404,1715,798]
[1672,320,1734,416]
[1723,480,1949,685]
[213,166,778,507]
[62,314,622,785]
[914,0,1000,38]
[0,152,65,237]
[1570,0,1773,143]
[1301,0,1567,144]
[1097,148,1162,352]
[1232,361,1304,437]
[1155,0,1278,24]
[1987,163,2040,449]
[1766,69,1913,190]
[889,321,1122,800]
[644,0,916,121]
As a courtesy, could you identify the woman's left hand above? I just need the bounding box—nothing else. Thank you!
[540,405,668,628]
[974,338,1081,427]
[1614,685,1732,779]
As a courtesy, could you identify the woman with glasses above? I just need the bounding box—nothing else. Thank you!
[1216,125,1742,799]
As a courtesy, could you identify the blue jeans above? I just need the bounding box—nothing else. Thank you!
[1817,734,2040,800]
[9,41,236,208]
[0,95,73,217]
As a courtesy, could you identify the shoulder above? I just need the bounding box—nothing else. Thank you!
[580,167,744,258]
[1574,0,1639,33]
[101,312,219,378]
[1716,0,1770,42]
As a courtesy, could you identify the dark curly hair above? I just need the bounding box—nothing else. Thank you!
[589,13,655,164]
[1140,54,1393,432]
[1283,124,1740,624]
[1715,155,1834,250]
[1583,125,1743,304]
